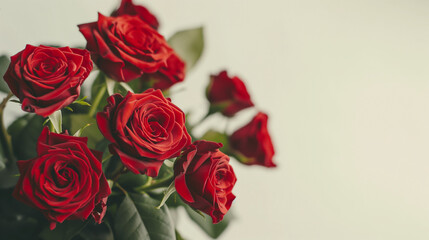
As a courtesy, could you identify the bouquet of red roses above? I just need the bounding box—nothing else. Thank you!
[0,0,276,239]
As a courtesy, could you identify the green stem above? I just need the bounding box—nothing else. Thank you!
[137,175,174,192]
[141,176,153,189]
[0,92,15,163]
[111,167,128,183]
[192,111,213,129]
[101,153,113,163]
[88,84,107,117]
[114,182,128,196]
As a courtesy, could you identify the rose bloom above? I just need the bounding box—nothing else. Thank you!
[111,0,159,30]
[3,45,92,117]
[140,52,186,90]
[79,13,172,82]
[229,112,276,167]
[206,70,254,117]
[13,128,111,230]
[174,140,237,223]
[97,89,191,176]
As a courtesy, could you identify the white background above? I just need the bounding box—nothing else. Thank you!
[1,0,429,239]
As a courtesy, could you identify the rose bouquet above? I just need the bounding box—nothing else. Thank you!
[0,0,276,239]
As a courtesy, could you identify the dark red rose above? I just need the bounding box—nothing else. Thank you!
[12,128,111,230]
[97,89,191,176]
[229,112,276,167]
[174,140,237,223]
[140,52,186,90]
[3,45,92,117]
[206,70,254,117]
[78,13,172,82]
[111,0,160,30]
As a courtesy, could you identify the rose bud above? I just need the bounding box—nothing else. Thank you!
[140,52,186,90]
[111,0,160,30]
[3,45,92,117]
[79,13,172,82]
[174,140,237,223]
[13,128,111,230]
[229,112,276,167]
[206,70,254,117]
[96,89,191,176]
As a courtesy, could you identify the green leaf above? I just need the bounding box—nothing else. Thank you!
[0,55,11,93]
[103,155,124,180]
[9,114,44,160]
[78,222,114,240]
[114,193,176,240]
[72,96,91,107]
[0,150,18,188]
[117,171,148,189]
[39,220,87,240]
[184,205,233,239]
[0,164,18,189]
[157,163,174,179]
[114,195,150,240]
[168,27,204,71]
[48,110,62,133]
[156,181,176,209]
[73,123,91,137]
[201,130,230,153]
[0,189,42,239]
[130,193,176,240]
[125,77,144,93]
[66,114,103,149]
[175,229,186,240]
[8,114,32,136]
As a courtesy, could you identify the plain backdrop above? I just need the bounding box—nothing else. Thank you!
[1,0,429,239]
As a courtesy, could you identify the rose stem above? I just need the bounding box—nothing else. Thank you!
[88,84,107,117]
[137,174,174,192]
[114,182,128,196]
[0,92,15,164]
[191,110,213,129]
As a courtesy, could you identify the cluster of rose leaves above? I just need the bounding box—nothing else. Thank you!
[0,0,276,238]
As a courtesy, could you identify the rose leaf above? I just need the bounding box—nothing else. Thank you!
[184,204,233,239]
[0,55,11,93]
[168,27,204,72]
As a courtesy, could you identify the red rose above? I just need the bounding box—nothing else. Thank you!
[96,89,191,176]
[206,70,254,117]
[174,140,237,223]
[3,45,92,117]
[111,0,160,30]
[78,13,172,82]
[141,52,186,90]
[12,128,111,230]
[229,112,276,167]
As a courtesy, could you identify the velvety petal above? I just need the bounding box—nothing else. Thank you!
[111,0,160,29]
[111,145,163,176]
[173,140,236,223]
[229,112,276,167]
[206,70,254,117]
[97,89,191,176]
[12,129,110,228]
[174,174,194,203]
[78,13,172,82]
[3,44,92,117]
